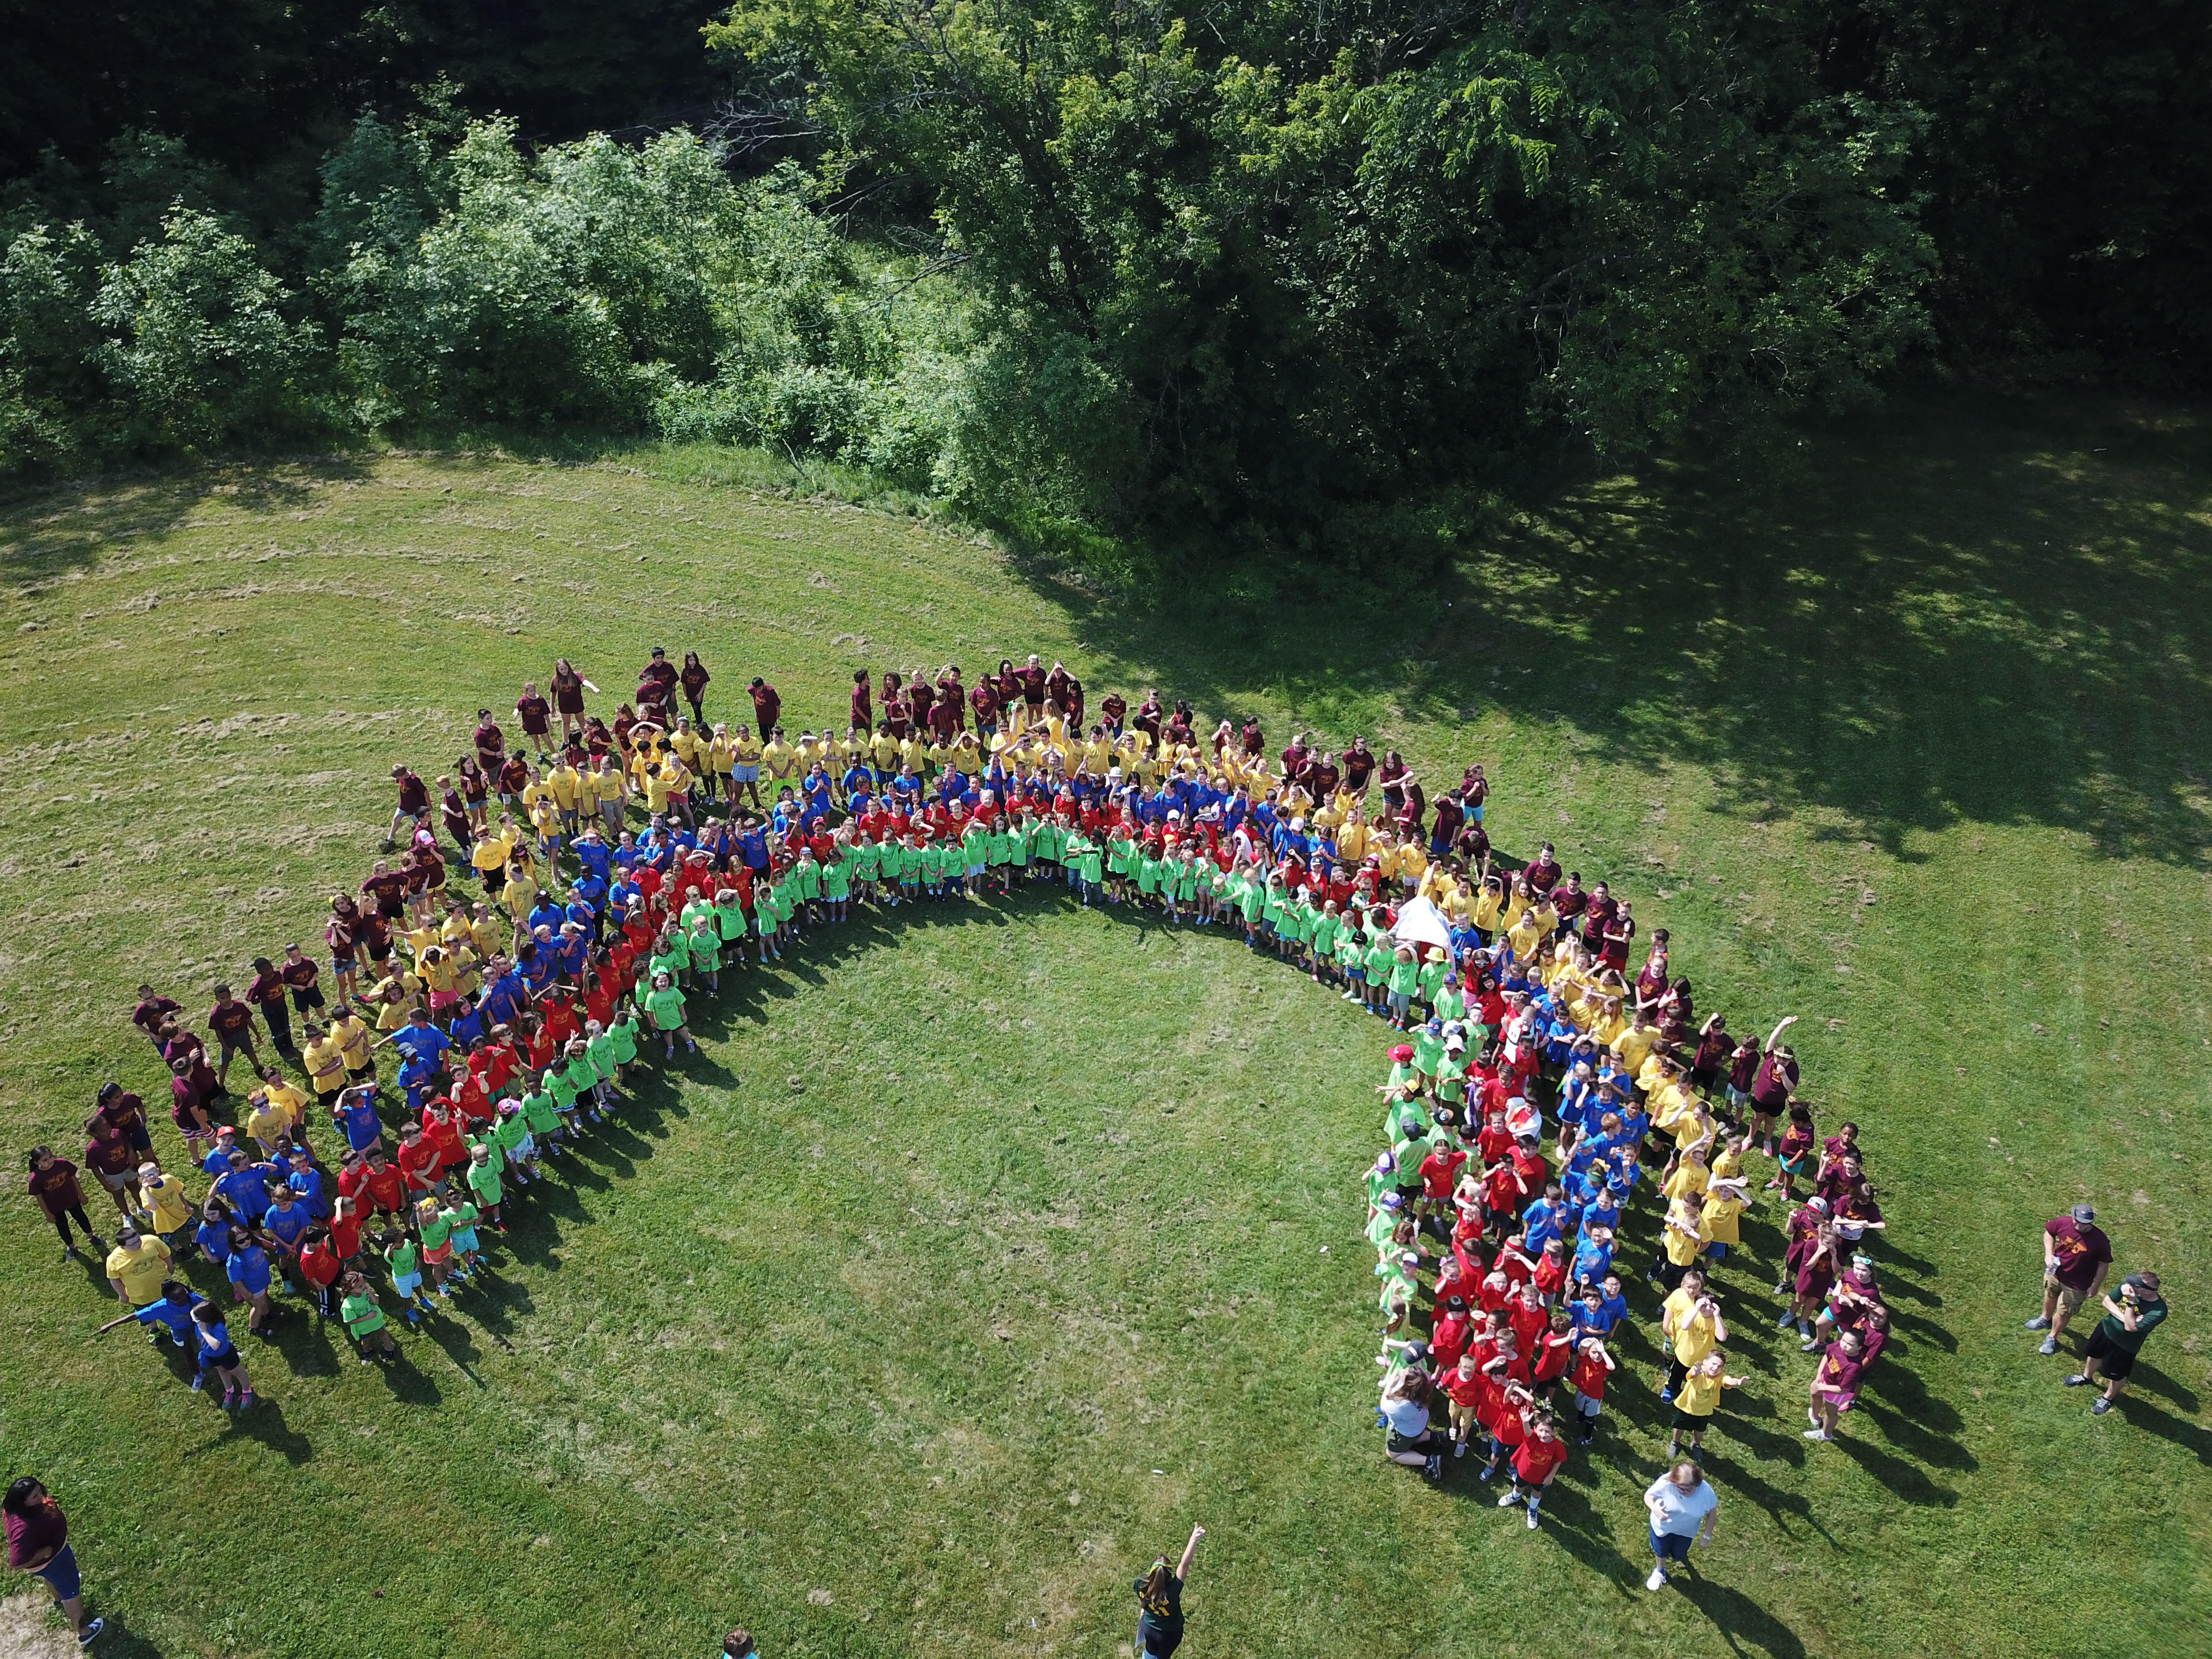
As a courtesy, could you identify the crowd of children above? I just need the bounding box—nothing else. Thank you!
[38,649,1895,1540]
[1358,912,1900,1547]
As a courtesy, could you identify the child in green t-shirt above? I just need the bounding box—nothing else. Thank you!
[585,1020,622,1117]
[465,1143,505,1231]
[339,1270,398,1364]
[381,1229,433,1325]
[1362,935,1395,1017]
[440,1194,483,1276]
[686,910,722,994]
[821,846,852,921]
[1386,945,1422,1029]
[644,971,696,1058]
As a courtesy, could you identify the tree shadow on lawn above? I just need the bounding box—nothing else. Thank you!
[1017,392,2212,868]
[0,453,377,586]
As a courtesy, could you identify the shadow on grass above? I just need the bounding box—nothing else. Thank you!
[2111,1383,2212,1465]
[0,453,376,586]
[1676,1571,1811,1659]
[1008,391,2212,867]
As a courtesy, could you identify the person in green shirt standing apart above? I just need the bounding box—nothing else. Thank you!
[2065,1271,2168,1415]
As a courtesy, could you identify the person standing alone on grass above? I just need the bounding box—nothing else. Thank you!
[2065,1272,2167,1415]
[1135,1526,1204,1658]
[1643,1459,1717,1593]
[2026,1203,2110,1357]
[4,1478,103,1645]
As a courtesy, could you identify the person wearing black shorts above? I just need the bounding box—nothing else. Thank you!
[2066,1272,2167,1415]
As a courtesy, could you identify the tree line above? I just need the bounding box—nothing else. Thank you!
[3,0,2204,556]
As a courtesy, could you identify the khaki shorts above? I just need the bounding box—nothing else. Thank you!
[2044,1272,2088,1318]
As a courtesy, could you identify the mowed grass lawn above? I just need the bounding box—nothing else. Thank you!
[0,390,2208,1659]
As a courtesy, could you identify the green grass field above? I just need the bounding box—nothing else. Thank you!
[1,389,2207,1659]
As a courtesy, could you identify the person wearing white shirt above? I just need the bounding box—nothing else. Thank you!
[1644,1459,1719,1590]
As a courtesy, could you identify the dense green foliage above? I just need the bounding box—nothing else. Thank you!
[1,121,962,489]
[709,0,1935,528]
[1,0,2204,539]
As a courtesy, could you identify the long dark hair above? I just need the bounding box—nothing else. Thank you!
[3,1477,44,1514]
[1138,1558,1176,1611]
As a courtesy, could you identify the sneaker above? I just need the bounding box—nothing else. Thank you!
[1775,1309,1797,1329]
[1646,1569,1668,1591]
[1423,1455,1442,1480]
[76,1617,103,1646]
[358,1354,373,1366]
[1478,1465,1494,1481]
[1803,1428,1830,1442]
[1453,1441,1468,1458]
[1498,1489,1520,1507]
[239,1388,255,1410]
[438,1285,452,1298]
[2023,1315,2052,1331]
[221,1388,237,1410]
[1799,1337,1820,1353]
[1659,1387,1675,1404]
[2062,1373,2091,1387]
[2091,1396,2112,1415]
[2037,1335,2058,1356]
[190,1373,206,1392]
[1525,1509,1540,1530]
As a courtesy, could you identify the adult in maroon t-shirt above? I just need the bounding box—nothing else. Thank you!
[969,678,1000,732]
[208,988,261,1084]
[472,712,506,773]
[936,667,968,731]
[1522,842,1561,895]
[679,653,711,721]
[26,1150,98,1256]
[515,684,553,753]
[1016,655,1048,713]
[4,1478,100,1644]
[131,989,181,1052]
[2030,1203,2112,1352]
[637,649,679,718]
[748,676,781,735]
[1342,738,1376,795]
[550,658,593,727]
[909,677,937,732]
[849,670,873,733]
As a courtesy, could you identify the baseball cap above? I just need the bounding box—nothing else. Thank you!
[2070,1203,2096,1223]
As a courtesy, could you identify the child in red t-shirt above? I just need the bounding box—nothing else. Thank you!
[1531,1306,1576,1393]
[1443,1354,1487,1457]
[1479,1377,1533,1482]
[1569,1335,1616,1442]
[1496,1407,1569,1528]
